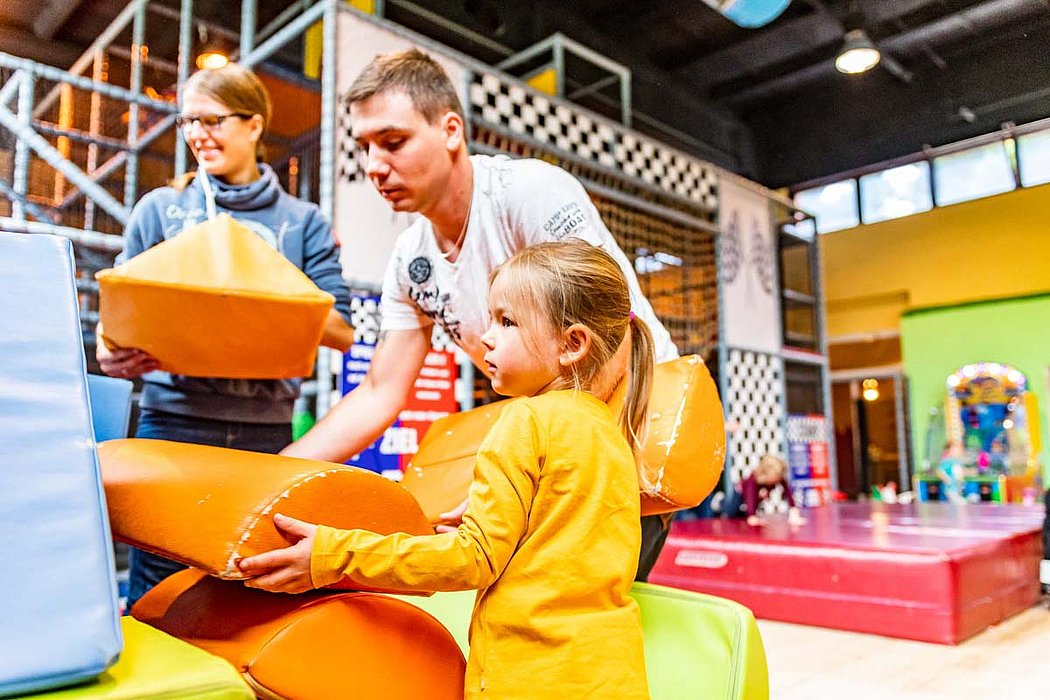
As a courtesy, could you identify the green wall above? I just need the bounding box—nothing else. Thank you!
[901,294,1050,478]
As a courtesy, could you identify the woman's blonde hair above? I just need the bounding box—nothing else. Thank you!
[172,63,272,189]
[490,239,655,454]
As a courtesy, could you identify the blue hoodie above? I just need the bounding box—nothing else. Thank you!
[117,164,352,424]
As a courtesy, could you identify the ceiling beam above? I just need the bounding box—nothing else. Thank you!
[33,0,86,40]
[676,12,843,90]
[719,0,1049,106]
[0,24,83,67]
[681,0,1024,92]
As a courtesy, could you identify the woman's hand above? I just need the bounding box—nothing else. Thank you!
[96,341,159,379]
[238,513,319,594]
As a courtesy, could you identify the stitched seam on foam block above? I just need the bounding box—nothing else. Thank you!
[222,468,348,577]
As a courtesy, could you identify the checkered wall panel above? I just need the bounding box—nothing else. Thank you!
[349,295,455,351]
[726,348,784,483]
[786,414,826,444]
[337,97,365,185]
[468,71,719,211]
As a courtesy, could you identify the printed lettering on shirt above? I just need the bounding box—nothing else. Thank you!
[541,202,586,240]
[406,269,463,342]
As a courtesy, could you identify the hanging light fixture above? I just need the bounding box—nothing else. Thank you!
[195,25,229,71]
[835,29,881,75]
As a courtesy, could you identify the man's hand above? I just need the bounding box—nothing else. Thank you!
[238,513,319,594]
[435,498,468,533]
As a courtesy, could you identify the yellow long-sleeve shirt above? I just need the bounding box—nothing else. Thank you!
[312,390,648,699]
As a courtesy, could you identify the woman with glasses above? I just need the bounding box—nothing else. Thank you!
[96,62,353,610]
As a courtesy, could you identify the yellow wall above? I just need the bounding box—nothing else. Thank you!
[821,183,1050,337]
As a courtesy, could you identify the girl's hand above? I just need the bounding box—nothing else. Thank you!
[436,498,468,533]
[238,513,318,594]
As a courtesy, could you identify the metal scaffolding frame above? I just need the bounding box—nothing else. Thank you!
[0,0,833,454]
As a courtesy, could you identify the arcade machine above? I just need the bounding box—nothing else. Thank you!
[916,362,1041,503]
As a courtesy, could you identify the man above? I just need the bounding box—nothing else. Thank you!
[284,48,678,580]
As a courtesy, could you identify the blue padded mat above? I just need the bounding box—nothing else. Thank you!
[0,232,122,697]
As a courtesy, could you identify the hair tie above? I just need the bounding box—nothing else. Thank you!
[629,311,636,321]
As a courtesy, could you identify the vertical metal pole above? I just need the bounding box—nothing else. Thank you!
[12,70,33,222]
[315,0,338,417]
[714,218,733,494]
[85,49,103,231]
[850,380,864,494]
[894,372,910,491]
[776,354,789,460]
[240,0,257,63]
[298,150,312,200]
[124,0,146,208]
[620,70,631,128]
[812,224,838,490]
[175,0,193,177]
[55,83,74,201]
[553,36,565,99]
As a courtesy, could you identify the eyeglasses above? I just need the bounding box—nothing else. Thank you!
[175,113,252,131]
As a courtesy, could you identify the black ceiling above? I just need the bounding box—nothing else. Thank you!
[4,0,1049,188]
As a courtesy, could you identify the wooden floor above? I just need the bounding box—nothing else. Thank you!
[759,601,1050,699]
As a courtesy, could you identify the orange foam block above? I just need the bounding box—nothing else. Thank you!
[99,438,433,591]
[402,355,726,519]
[134,569,466,700]
[96,214,333,379]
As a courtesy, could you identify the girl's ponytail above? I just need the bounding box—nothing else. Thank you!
[620,314,654,456]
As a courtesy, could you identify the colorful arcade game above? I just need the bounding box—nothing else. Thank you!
[916,362,1042,503]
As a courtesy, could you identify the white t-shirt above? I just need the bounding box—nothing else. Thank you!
[380,154,679,372]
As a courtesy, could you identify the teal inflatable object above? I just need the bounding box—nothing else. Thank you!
[706,0,792,28]
[396,583,769,699]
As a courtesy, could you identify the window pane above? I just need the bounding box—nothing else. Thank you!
[785,361,824,414]
[794,179,859,234]
[859,162,932,224]
[933,143,1015,206]
[1018,129,1050,187]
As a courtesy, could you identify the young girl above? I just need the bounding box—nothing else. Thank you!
[239,239,652,699]
[96,63,353,608]
[740,454,804,526]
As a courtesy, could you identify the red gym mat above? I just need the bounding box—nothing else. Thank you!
[650,502,1044,644]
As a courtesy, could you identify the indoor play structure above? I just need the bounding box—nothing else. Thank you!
[915,362,1042,504]
[0,229,768,698]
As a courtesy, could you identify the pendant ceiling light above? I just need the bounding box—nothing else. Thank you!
[835,29,881,74]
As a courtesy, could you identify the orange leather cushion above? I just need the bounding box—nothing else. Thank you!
[100,439,433,591]
[134,569,465,700]
[96,214,333,379]
[403,355,725,519]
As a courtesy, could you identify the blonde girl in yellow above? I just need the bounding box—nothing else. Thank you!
[239,238,652,699]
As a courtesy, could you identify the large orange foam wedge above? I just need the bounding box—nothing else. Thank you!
[134,569,466,700]
[402,355,726,519]
[96,214,334,379]
[100,439,433,591]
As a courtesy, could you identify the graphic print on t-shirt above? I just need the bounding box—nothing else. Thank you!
[404,255,463,342]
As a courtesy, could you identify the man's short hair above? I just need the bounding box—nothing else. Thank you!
[346,48,465,123]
